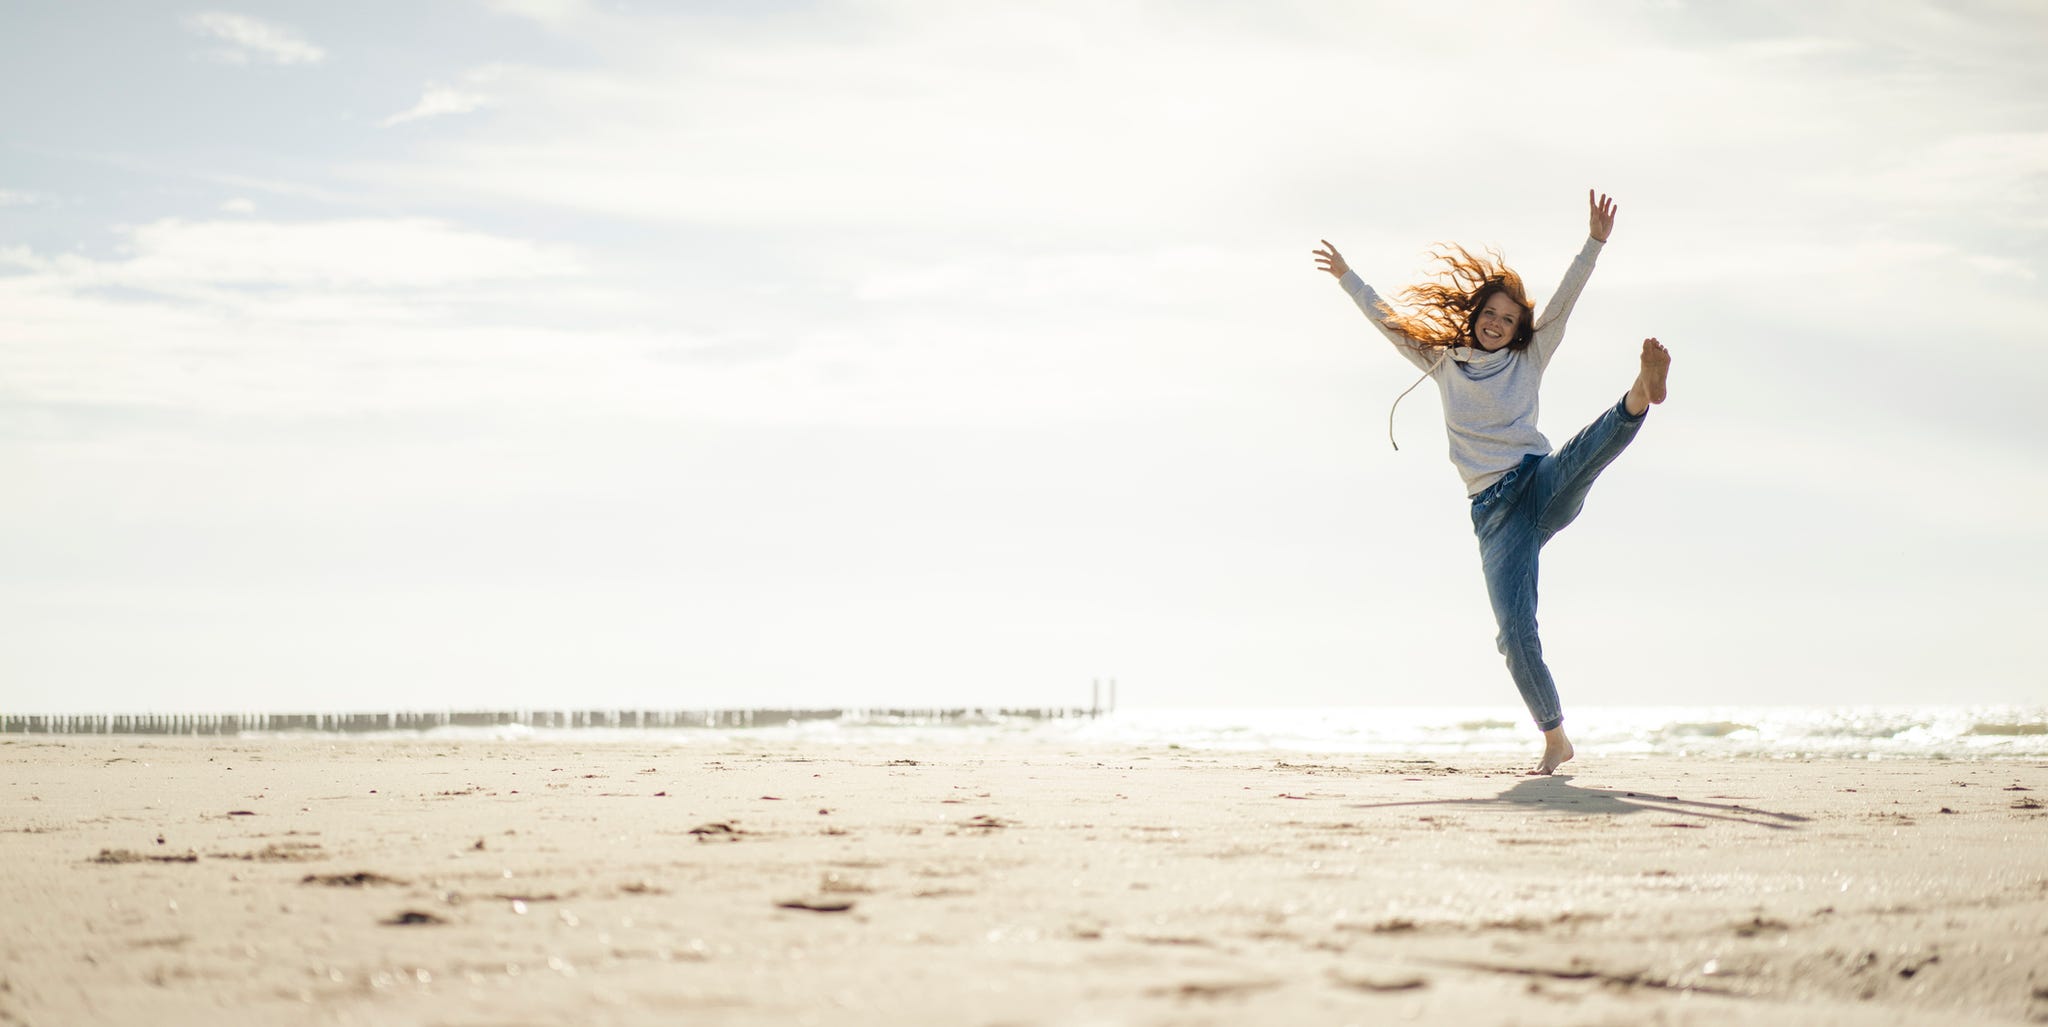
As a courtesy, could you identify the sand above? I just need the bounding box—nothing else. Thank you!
[2,735,2045,1026]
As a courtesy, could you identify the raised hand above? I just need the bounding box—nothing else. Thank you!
[1313,239,1349,279]
[1588,190,1618,242]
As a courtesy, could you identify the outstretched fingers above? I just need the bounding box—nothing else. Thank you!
[1588,189,1618,241]
[1312,239,1348,278]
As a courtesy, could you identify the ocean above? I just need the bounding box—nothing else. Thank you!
[16,704,2041,761]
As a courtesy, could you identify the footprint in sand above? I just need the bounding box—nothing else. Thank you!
[303,871,405,887]
[381,910,446,926]
[777,898,855,913]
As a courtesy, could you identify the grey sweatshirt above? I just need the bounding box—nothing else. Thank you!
[1338,236,1604,496]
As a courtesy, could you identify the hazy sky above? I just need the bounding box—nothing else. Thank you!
[3,0,2045,714]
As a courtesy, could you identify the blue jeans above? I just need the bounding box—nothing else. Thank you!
[1468,396,1646,731]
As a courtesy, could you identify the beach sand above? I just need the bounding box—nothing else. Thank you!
[2,736,2044,1026]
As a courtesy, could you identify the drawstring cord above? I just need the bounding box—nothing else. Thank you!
[1388,347,1452,451]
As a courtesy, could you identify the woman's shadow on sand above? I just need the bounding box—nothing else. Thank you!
[1349,776,1811,830]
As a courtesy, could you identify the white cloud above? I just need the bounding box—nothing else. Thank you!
[0,188,46,206]
[480,0,592,27]
[381,86,491,128]
[1965,253,2037,280]
[1728,36,1860,61]
[358,0,2044,265]
[0,218,689,421]
[1846,131,2048,214]
[187,12,326,66]
[218,198,256,214]
[202,173,364,207]
[363,5,1384,234]
[39,217,581,291]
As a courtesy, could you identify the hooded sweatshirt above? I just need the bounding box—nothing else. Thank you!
[1337,236,1603,496]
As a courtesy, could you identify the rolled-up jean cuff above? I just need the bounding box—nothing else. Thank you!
[1537,715,1564,732]
[1616,395,1646,423]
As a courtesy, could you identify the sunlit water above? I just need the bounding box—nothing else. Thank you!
[227,705,2048,760]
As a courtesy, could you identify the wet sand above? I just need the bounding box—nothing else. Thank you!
[3,736,2045,1026]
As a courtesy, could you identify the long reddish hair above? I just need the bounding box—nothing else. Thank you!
[1377,245,1535,353]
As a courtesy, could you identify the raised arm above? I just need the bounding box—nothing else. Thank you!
[1530,190,1617,367]
[1314,239,1437,374]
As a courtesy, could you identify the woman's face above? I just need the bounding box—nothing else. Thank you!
[1471,292,1524,352]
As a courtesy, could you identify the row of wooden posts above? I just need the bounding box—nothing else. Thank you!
[1,681,1120,736]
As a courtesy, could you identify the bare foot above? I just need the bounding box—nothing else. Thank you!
[1626,337,1671,415]
[1529,726,1574,775]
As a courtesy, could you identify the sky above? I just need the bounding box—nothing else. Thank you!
[3,0,2045,715]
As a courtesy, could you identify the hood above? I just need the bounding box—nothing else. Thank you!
[1451,344,1518,380]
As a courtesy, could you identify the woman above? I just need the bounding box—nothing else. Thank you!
[1312,191,1669,774]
